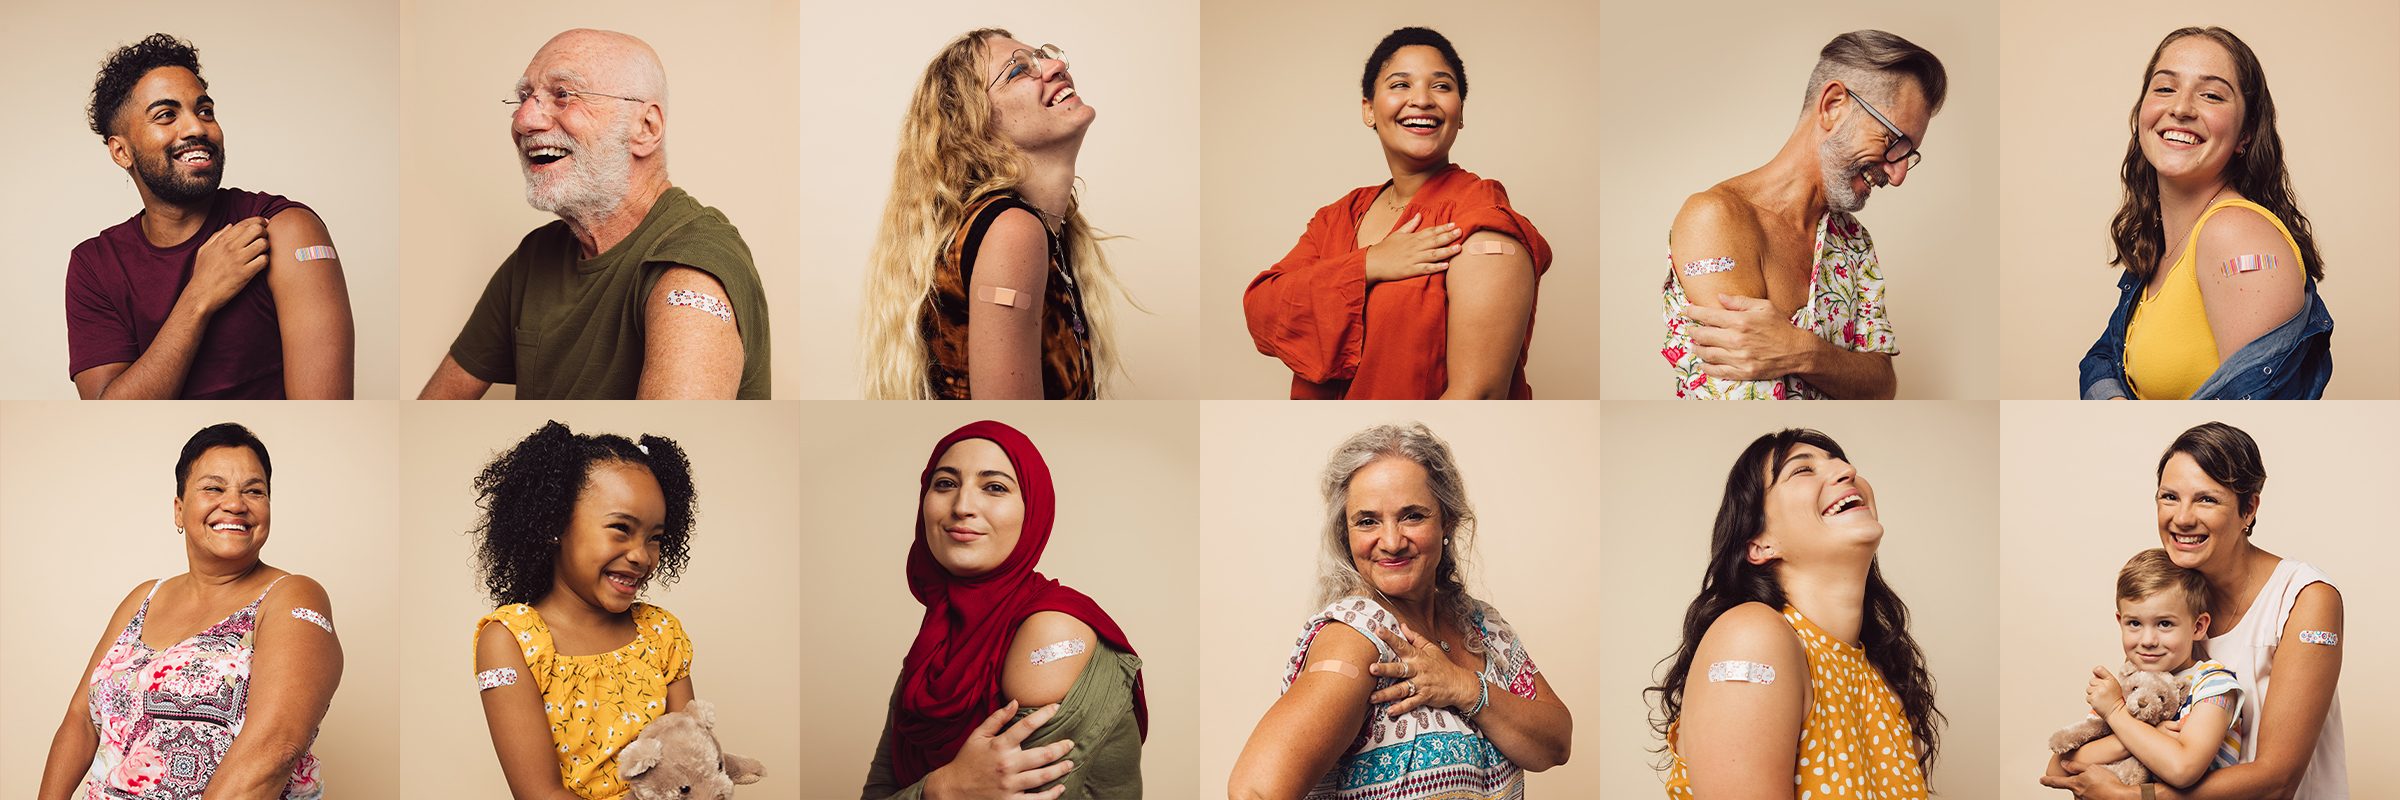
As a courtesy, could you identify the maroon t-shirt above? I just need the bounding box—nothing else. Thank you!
[65,188,307,399]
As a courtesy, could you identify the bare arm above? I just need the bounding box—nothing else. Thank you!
[1671,192,1894,399]
[418,354,492,400]
[1674,602,1808,800]
[636,266,743,399]
[475,621,582,800]
[75,217,270,399]
[2193,206,2307,361]
[264,210,354,398]
[1229,624,1375,800]
[965,209,1049,400]
[37,581,154,800]
[202,576,340,800]
[1439,231,1535,399]
[2106,697,2230,789]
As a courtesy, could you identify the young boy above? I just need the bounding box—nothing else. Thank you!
[2056,548,2244,788]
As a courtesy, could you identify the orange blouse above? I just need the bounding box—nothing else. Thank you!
[1243,165,1551,399]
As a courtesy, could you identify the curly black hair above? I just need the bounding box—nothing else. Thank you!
[471,421,697,607]
[90,33,205,138]
[1360,27,1467,100]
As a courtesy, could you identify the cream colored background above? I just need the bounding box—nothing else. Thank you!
[1597,402,2001,796]
[1997,402,2393,797]
[1198,402,1603,794]
[398,0,803,398]
[797,402,1199,794]
[1997,3,2400,399]
[1597,4,2000,399]
[795,1,1203,399]
[0,402,402,797]
[1200,2,1603,399]
[394,402,802,795]
[0,1,403,398]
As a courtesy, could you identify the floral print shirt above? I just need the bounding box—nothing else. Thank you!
[84,576,322,799]
[1660,211,1898,399]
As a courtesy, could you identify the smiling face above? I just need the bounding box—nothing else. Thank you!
[1753,444,1882,563]
[1819,82,1930,213]
[921,438,1026,578]
[2155,452,2253,571]
[2117,589,2208,673]
[982,36,1092,157]
[1344,457,1445,601]
[2137,36,2247,187]
[1361,45,1464,170]
[112,66,223,206]
[512,32,652,219]
[552,461,665,614]
[172,446,270,563]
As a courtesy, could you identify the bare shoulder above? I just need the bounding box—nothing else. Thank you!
[1303,619,1380,666]
[1001,610,1099,707]
[1692,602,1804,667]
[476,614,531,670]
[2195,205,2304,283]
[264,207,332,243]
[974,207,1050,277]
[1672,188,1765,248]
[259,572,333,614]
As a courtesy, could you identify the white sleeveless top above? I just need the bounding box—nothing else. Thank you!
[2209,558,2346,799]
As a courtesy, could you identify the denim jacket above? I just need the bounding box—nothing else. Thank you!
[2078,269,2334,399]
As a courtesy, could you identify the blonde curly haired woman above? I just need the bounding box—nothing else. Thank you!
[861,28,1128,400]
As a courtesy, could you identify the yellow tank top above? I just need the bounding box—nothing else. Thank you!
[2124,199,2303,400]
[1664,607,1927,799]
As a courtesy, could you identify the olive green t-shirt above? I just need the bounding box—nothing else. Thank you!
[449,187,771,398]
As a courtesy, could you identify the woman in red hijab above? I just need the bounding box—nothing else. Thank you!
[863,420,1147,800]
[1243,27,1552,400]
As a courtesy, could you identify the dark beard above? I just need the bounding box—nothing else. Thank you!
[134,139,222,205]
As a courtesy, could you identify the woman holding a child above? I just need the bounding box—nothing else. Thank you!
[2042,422,2347,799]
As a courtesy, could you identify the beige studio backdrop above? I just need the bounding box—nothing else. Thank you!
[1597,2,2000,399]
[795,1,1204,399]
[1995,1,2400,399]
[0,402,402,797]
[1200,1,1603,399]
[797,402,1199,794]
[1997,402,2393,798]
[0,0,403,398]
[1197,402,1604,794]
[395,402,801,795]
[1597,401,2001,796]
[398,0,803,397]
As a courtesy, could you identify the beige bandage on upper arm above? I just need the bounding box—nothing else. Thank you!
[1469,240,1516,256]
[976,285,1021,308]
[1306,659,1363,680]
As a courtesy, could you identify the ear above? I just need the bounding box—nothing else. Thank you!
[1743,537,1777,566]
[628,103,667,158]
[618,737,662,780]
[1815,79,1847,132]
[722,752,765,784]
[2243,489,2264,535]
[107,134,136,171]
[2193,611,2211,639]
[688,699,716,729]
[171,495,184,528]
[1361,97,1375,129]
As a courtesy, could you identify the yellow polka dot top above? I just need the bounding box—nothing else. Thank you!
[477,602,693,800]
[1664,606,1927,799]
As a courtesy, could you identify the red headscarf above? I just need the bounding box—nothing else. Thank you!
[890,420,1146,785]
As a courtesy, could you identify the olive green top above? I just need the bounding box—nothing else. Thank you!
[863,642,1143,800]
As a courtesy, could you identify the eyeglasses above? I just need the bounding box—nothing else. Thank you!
[503,86,646,113]
[1845,88,1923,170]
[991,44,1067,90]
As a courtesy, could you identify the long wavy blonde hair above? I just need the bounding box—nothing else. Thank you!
[861,28,1124,399]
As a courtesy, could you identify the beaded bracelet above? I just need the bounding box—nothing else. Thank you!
[1464,675,1491,718]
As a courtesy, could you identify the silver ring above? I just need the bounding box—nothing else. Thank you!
[1406,680,1418,697]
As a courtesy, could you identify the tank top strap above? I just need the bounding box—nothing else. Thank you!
[2183,198,2301,265]
[248,574,293,608]
[123,577,171,639]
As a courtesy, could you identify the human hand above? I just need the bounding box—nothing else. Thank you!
[1363,215,1461,285]
[2041,767,2133,799]
[1682,294,1814,380]
[927,701,1074,800]
[186,216,271,315]
[1366,625,1473,717]
[2084,666,2127,718]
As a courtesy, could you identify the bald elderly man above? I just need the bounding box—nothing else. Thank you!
[420,28,771,399]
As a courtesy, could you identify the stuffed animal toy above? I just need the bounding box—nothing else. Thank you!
[2046,663,2188,786]
[619,700,765,799]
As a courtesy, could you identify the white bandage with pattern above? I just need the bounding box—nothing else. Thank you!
[1707,660,1776,684]
[289,607,333,633]
[665,289,733,322]
[477,667,520,691]
[1028,638,1087,665]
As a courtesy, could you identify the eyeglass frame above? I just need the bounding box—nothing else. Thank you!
[1843,87,1923,171]
[502,86,647,113]
[990,44,1067,91]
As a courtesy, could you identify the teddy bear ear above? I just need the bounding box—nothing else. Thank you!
[688,699,717,729]
[723,753,766,785]
[619,738,663,780]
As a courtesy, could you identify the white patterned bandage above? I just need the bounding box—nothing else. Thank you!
[1028,638,1088,665]
[293,245,338,262]
[2300,630,2338,646]
[477,667,520,691]
[1707,660,1776,684]
[1682,257,1735,277]
[665,289,734,322]
[289,607,333,633]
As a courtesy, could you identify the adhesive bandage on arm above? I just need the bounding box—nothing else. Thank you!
[476,667,520,690]
[1468,240,1517,256]
[1681,257,1735,277]
[2222,253,2280,277]
[976,285,1022,308]
[1707,660,1776,684]
[289,607,333,633]
[1028,638,1087,665]
[2300,630,2338,646]
[664,289,734,322]
[1304,660,1363,680]
[292,245,338,262]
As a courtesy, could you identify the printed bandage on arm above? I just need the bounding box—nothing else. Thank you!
[292,245,337,262]
[1027,638,1088,665]
[289,607,333,633]
[1707,660,1776,684]
[664,288,734,322]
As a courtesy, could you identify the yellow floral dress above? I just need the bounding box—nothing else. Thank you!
[477,602,692,800]
[1665,607,1926,798]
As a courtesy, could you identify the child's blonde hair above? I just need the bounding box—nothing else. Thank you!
[2116,547,2209,620]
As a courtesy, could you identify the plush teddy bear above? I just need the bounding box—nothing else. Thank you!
[619,700,765,799]
[2046,662,2188,786]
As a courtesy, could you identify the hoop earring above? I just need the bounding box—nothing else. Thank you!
[175,526,185,536]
